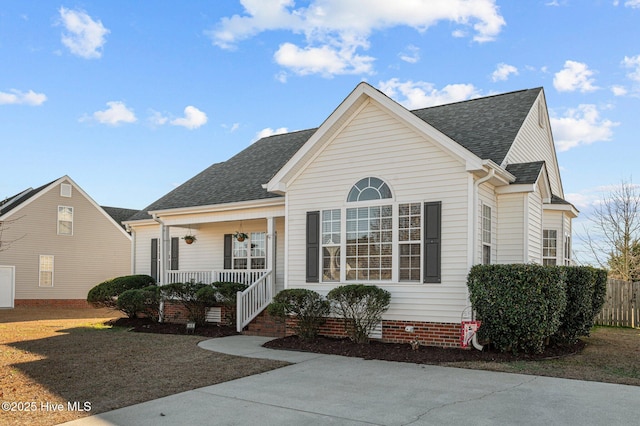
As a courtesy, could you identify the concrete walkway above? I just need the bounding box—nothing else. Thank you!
[63,335,639,426]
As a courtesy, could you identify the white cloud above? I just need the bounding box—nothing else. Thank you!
[550,104,618,151]
[148,110,169,127]
[491,63,518,82]
[85,101,137,126]
[0,89,47,106]
[399,45,420,64]
[622,55,640,82]
[58,7,109,59]
[208,0,505,76]
[553,60,598,92]
[625,1,640,8]
[611,85,628,96]
[378,78,480,109]
[253,126,288,142]
[274,42,374,76]
[170,106,208,130]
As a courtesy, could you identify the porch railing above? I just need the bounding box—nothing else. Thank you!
[236,269,274,332]
[165,270,266,285]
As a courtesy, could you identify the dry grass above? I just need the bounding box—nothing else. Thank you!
[0,307,288,426]
[444,326,640,386]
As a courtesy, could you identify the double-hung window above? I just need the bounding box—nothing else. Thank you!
[564,234,572,266]
[232,232,266,269]
[481,204,491,264]
[309,177,439,284]
[58,206,73,236]
[39,255,54,287]
[543,229,558,265]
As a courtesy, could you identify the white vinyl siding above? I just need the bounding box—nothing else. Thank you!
[496,192,526,264]
[285,100,470,323]
[527,191,543,263]
[504,95,563,197]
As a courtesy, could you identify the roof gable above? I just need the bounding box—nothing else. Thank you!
[0,176,132,239]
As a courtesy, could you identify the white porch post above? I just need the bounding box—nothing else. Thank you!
[267,216,276,272]
[160,224,170,285]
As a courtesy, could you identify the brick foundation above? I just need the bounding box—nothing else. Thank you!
[284,317,462,348]
[162,300,235,325]
[244,310,286,338]
[14,299,91,308]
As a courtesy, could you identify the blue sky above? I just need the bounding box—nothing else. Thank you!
[1,1,639,264]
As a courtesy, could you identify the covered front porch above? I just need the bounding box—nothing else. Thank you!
[129,200,286,332]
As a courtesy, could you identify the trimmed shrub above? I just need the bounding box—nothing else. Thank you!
[327,284,391,344]
[87,275,156,309]
[467,264,566,354]
[268,289,330,340]
[116,285,161,320]
[160,281,211,325]
[554,266,606,343]
[213,282,249,306]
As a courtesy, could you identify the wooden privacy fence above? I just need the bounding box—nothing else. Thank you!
[595,279,639,328]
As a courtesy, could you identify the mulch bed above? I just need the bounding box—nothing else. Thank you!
[107,317,240,338]
[263,335,586,364]
[108,317,585,364]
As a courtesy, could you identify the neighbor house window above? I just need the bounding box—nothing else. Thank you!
[309,177,441,284]
[543,229,557,265]
[322,209,341,281]
[58,206,73,235]
[481,204,492,265]
[39,255,54,287]
[232,232,266,269]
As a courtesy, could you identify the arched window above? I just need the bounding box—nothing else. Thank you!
[347,177,392,202]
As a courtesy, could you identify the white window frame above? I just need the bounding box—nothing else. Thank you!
[318,177,429,283]
[58,206,73,236]
[398,202,422,282]
[564,233,572,266]
[232,232,266,270]
[543,229,558,266]
[39,255,54,287]
[481,203,492,265]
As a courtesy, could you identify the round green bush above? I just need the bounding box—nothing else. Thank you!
[268,289,330,340]
[87,275,156,308]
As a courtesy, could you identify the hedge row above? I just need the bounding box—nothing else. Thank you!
[87,275,156,309]
[467,264,607,354]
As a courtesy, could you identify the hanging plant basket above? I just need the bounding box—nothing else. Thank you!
[234,232,248,242]
[183,235,197,244]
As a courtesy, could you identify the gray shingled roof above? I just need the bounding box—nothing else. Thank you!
[101,206,140,229]
[130,88,543,219]
[412,88,542,164]
[0,180,54,216]
[505,161,545,184]
[128,129,316,220]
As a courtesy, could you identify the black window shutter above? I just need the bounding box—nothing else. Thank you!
[424,202,441,283]
[170,237,179,271]
[306,211,320,283]
[223,234,232,270]
[151,238,158,281]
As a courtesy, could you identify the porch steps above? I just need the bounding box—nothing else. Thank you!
[242,310,286,338]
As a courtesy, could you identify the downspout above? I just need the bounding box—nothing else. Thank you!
[152,214,166,323]
[470,168,495,351]
[125,224,136,275]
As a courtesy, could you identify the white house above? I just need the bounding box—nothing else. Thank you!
[0,176,133,308]
[124,82,577,347]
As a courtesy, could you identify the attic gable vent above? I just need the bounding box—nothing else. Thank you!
[60,183,72,198]
[538,101,547,129]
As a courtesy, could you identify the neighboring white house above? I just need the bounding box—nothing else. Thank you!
[124,82,578,347]
[0,176,133,308]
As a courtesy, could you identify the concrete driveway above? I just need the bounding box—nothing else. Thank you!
[63,336,639,426]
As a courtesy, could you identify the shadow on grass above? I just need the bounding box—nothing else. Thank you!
[8,325,289,415]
